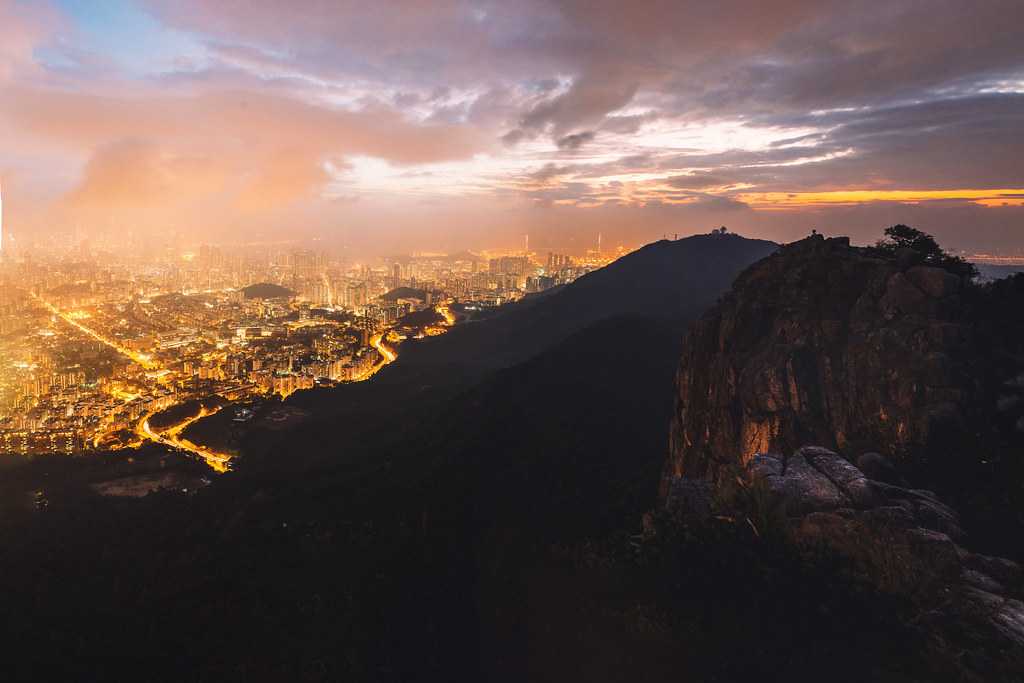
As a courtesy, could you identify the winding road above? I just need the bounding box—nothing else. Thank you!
[137,408,232,473]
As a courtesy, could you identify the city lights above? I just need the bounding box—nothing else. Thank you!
[0,232,618,465]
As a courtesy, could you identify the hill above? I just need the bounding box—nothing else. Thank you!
[241,282,295,299]
[381,286,427,302]
[392,233,777,375]
[260,233,778,463]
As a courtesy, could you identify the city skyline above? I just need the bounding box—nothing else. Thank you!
[0,1,1022,255]
[0,219,617,460]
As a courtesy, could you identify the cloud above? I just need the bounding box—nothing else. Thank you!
[2,86,487,163]
[755,94,1024,191]
[519,75,637,138]
[3,0,1024,251]
[555,131,595,150]
[0,82,490,238]
[0,1,63,82]
[137,1,1024,129]
[67,139,227,209]
[528,163,574,182]
[666,172,735,190]
[501,129,528,146]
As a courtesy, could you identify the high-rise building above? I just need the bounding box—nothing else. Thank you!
[346,281,368,307]
[547,252,573,270]
[489,256,529,276]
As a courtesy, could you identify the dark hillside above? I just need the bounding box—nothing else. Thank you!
[382,286,427,301]
[394,233,777,374]
[243,234,777,469]
[0,232,953,681]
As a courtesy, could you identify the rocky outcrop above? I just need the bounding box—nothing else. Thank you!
[748,446,962,534]
[746,447,1024,681]
[657,234,1024,678]
[663,234,1024,489]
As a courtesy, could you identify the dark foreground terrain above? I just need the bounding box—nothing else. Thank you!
[2,231,1023,681]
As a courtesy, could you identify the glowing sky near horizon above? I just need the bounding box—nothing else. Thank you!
[1,0,1023,253]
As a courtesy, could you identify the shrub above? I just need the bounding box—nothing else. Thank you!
[870,224,978,279]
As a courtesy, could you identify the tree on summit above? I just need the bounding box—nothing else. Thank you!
[872,224,978,279]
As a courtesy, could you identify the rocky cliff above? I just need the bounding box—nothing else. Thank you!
[657,232,1024,679]
[746,447,1024,680]
[664,233,1024,491]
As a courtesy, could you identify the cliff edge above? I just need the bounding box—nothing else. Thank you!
[664,233,1024,492]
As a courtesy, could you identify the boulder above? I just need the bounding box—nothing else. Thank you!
[745,447,961,537]
[724,445,1024,680]
[749,447,877,513]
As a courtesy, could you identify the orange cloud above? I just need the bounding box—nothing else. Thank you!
[736,189,1024,209]
[0,85,490,235]
[234,148,330,210]
[68,140,229,209]
[2,87,487,162]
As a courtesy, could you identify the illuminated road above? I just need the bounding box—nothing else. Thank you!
[137,408,232,472]
[46,294,453,470]
[372,332,397,363]
[32,293,160,370]
[347,332,397,382]
[132,325,398,467]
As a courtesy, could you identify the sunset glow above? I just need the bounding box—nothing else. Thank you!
[0,0,1021,252]
[738,189,1024,209]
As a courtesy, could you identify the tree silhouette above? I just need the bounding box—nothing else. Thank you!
[871,224,977,279]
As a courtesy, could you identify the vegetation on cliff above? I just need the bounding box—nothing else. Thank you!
[869,224,978,279]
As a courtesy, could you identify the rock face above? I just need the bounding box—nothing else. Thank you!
[743,447,1024,680]
[658,234,1024,678]
[664,234,992,487]
[748,446,964,537]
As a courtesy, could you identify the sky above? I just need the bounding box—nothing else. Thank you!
[1,0,1023,255]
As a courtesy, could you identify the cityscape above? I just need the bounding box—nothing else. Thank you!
[2,1,1023,679]
[0,186,622,468]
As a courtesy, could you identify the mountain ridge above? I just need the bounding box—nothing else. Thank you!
[664,232,1024,554]
[391,233,778,376]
